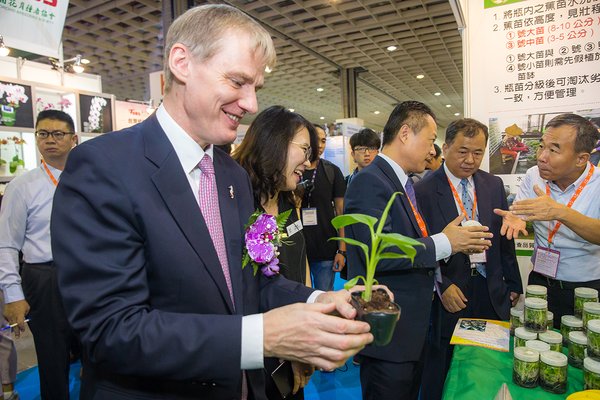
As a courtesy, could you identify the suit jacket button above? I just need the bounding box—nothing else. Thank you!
[428,270,433,276]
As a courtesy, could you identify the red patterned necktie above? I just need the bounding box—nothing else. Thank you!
[198,154,234,304]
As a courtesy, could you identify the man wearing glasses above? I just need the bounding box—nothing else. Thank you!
[0,110,78,399]
[345,128,381,187]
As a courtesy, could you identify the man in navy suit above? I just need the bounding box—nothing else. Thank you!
[50,5,372,400]
[344,102,494,400]
[415,118,522,399]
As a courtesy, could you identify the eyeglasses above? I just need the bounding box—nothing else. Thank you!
[290,141,312,162]
[35,130,74,140]
[353,146,379,154]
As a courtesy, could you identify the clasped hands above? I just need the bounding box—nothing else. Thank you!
[263,285,393,389]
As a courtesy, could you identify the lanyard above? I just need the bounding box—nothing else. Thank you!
[545,163,594,245]
[41,159,58,187]
[446,176,478,221]
[305,160,319,207]
[405,197,429,238]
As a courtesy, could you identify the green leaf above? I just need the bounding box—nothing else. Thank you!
[331,214,377,229]
[241,252,250,269]
[244,209,262,229]
[328,236,368,254]
[375,191,402,236]
[276,209,292,231]
[378,252,413,260]
[343,275,365,290]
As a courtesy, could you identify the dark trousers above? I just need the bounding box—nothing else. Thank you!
[21,262,78,400]
[421,273,500,400]
[529,271,600,329]
[360,355,424,400]
[359,299,438,400]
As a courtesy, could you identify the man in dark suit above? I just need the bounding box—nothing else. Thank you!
[344,102,494,400]
[50,5,372,400]
[415,118,522,399]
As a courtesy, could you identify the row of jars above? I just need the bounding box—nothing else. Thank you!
[510,286,600,335]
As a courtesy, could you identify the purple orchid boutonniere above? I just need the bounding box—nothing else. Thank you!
[242,209,292,277]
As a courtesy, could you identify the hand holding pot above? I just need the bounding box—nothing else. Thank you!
[263,302,373,371]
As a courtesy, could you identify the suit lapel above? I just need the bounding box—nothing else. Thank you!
[473,171,491,227]
[144,118,235,313]
[374,157,422,236]
[213,152,244,314]
[435,168,459,225]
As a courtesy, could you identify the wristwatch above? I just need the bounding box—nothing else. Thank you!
[336,249,347,258]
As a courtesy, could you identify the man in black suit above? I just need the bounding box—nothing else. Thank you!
[344,102,494,400]
[50,5,372,400]
[415,118,522,399]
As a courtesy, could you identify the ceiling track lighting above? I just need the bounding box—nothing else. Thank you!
[0,35,10,57]
[50,54,87,74]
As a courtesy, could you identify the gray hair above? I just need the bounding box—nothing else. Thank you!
[163,4,276,93]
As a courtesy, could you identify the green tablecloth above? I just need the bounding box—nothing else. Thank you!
[443,343,585,399]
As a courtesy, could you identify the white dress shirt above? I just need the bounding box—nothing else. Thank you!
[443,164,477,220]
[0,164,61,303]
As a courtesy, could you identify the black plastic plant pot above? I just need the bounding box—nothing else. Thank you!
[351,289,401,346]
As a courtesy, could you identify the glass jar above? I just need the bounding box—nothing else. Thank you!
[587,319,600,362]
[575,287,599,319]
[513,347,540,388]
[526,339,551,354]
[526,285,547,300]
[568,331,588,368]
[510,307,523,336]
[583,302,600,332]
[584,357,600,390]
[539,351,568,394]
[539,331,563,353]
[561,315,583,346]
[524,298,548,333]
[547,311,554,330]
[514,327,537,349]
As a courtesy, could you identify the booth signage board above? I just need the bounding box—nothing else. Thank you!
[115,100,153,131]
[0,0,69,58]
[0,80,33,129]
[79,94,113,134]
[463,0,600,259]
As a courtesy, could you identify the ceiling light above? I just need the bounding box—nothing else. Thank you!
[289,108,295,112]
[446,104,452,108]
[265,66,272,73]
[316,87,324,92]
[373,111,380,115]
[386,45,397,52]
[416,74,425,79]
[434,92,441,96]
[0,36,10,57]
[454,112,460,116]
[319,116,325,120]
[81,58,90,65]
[72,55,85,74]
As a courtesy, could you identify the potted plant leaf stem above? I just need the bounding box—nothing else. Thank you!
[330,191,423,346]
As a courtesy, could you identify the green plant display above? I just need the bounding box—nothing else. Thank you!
[548,343,562,352]
[585,369,600,390]
[9,154,24,174]
[575,296,597,319]
[513,358,539,388]
[561,323,582,346]
[588,330,600,361]
[568,341,586,368]
[330,192,423,302]
[510,313,522,336]
[524,307,547,333]
[583,311,600,331]
[539,362,567,394]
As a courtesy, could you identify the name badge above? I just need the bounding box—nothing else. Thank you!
[286,219,303,237]
[301,208,318,226]
[469,251,487,264]
[533,246,560,278]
